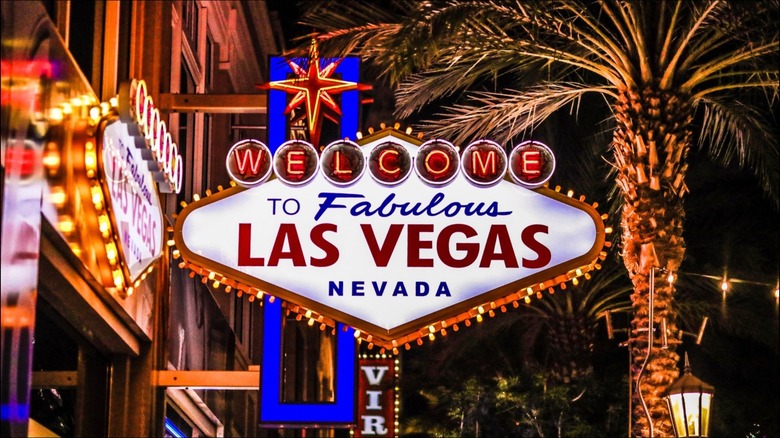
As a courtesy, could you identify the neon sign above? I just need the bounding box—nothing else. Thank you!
[508,140,555,188]
[118,79,183,193]
[225,136,553,190]
[226,139,273,187]
[174,127,606,350]
[267,53,363,152]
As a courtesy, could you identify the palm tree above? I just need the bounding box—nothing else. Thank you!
[301,1,779,435]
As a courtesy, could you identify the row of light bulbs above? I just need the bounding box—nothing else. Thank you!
[665,270,779,302]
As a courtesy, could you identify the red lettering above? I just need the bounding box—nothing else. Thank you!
[479,224,519,268]
[521,150,542,178]
[424,149,450,176]
[437,224,479,268]
[234,147,266,176]
[160,132,171,168]
[471,149,497,177]
[287,150,305,175]
[133,80,147,126]
[153,120,165,154]
[310,223,339,267]
[407,224,434,267]
[150,220,158,254]
[378,149,400,176]
[268,223,306,266]
[237,223,264,266]
[521,224,551,268]
[143,107,158,143]
[361,224,403,267]
[332,151,353,178]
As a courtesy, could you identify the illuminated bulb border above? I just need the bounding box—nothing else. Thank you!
[82,97,159,297]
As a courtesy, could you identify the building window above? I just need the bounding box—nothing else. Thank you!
[233,294,244,343]
[282,319,337,403]
[205,33,214,91]
[203,113,211,188]
[181,0,199,55]
[68,1,101,88]
[116,0,133,84]
[176,62,196,205]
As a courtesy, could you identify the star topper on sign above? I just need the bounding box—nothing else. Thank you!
[260,40,371,148]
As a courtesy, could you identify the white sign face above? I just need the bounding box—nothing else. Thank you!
[102,121,164,279]
[176,132,604,340]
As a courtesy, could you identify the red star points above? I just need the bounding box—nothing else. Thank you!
[260,41,370,147]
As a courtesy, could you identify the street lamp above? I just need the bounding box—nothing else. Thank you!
[663,353,715,437]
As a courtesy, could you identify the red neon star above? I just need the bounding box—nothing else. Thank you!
[260,41,371,147]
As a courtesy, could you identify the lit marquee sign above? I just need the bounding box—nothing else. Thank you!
[174,127,605,349]
[83,79,181,294]
[98,120,164,281]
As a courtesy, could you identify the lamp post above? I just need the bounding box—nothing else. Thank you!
[663,353,715,437]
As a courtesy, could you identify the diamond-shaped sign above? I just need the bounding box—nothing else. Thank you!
[174,129,605,348]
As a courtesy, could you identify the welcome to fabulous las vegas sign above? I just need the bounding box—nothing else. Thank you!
[173,126,606,350]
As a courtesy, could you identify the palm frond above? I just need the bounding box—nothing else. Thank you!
[417,83,615,145]
[694,98,779,205]
[393,53,554,119]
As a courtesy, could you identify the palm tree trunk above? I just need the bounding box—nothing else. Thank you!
[613,86,691,437]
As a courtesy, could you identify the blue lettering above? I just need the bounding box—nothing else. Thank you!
[328,281,451,297]
[329,281,344,296]
[314,192,511,220]
[372,281,387,296]
[436,282,452,297]
[351,200,373,216]
[315,193,365,221]
[376,193,398,217]
[444,203,461,217]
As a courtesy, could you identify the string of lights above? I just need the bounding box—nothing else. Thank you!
[674,271,779,302]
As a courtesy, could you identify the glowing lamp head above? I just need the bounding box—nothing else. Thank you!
[663,353,715,437]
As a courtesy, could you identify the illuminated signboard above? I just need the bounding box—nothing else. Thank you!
[82,79,181,294]
[173,127,606,349]
[98,120,164,280]
[356,356,398,437]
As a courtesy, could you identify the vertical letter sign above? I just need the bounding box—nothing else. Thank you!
[357,356,398,437]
